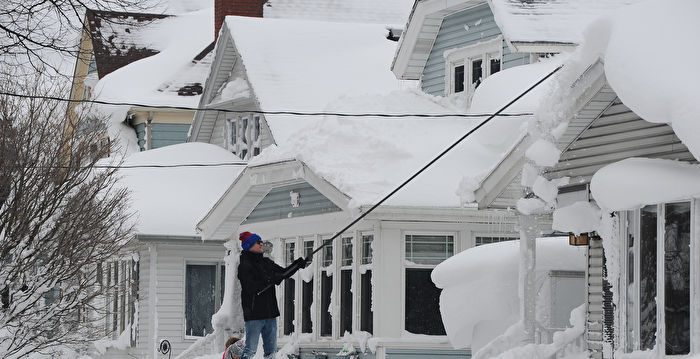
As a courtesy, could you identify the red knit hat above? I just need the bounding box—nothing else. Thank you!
[239,231,261,251]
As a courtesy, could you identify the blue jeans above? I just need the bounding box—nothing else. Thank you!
[242,318,277,359]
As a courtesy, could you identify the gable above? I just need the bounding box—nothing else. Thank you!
[243,182,341,224]
[547,96,694,183]
[421,4,528,96]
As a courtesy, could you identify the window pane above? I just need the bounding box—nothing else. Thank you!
[320,272,332,336]
[625,210,637,352]
[241,118,248,143]
[220,265,225,309]
[341,237,353,266]
[405,268,445,335]
[340,269,352,335]
[285,242,295,266]
[405,235,454,265]
[284,241,295,335]
[475,236,516,247]
[301,239,314,333]
[639,205,657,350]
[472,59,483,88]
[362,234,374,265]
[254,116,261,141]
[230,120,237,145]
[454,65,465,93]
[185,265,216,337]
[490,58,501,75]
[322,240,333,267]
[664,202,690,355]
[361,270,373,333]
[302,279,313,333]
[284,277,295,335]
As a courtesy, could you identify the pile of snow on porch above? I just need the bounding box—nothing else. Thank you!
[431,237,585,351]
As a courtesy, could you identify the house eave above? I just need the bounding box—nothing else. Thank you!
[197,159,352,241]
[510,41,577,54]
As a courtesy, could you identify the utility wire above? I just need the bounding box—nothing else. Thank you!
[257,64,564,296]
[0,91,534,118]
[0,162,248,170]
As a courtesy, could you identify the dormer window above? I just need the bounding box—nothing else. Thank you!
[444,36,502,96]
[226,115,262,160]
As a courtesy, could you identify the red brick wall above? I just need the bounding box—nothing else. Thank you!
[215,0,264,40]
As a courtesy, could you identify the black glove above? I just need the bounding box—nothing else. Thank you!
[294,257,309,269]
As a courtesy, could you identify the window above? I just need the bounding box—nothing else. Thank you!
[623,202,691,355]
[404,234,454,335]
[360,233,374,333]
[283,241,296,335]
[301,239,314,333]
[225,115,262,160]
[185,263,225,337]
[101,259,139,341]
[320,237,333,337]
[340,236,353,335]
[444,36,502,96]
[475,236,517,247]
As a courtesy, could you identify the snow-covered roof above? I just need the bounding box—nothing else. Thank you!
[117,142,244,236]
[91,8,213,109]
[489,0,642,47]
[263,0,413,25]
[432,237,586,348]
[245,54,562,208]
[224,16,401,113]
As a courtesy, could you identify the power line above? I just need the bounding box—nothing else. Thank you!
[0,91,534,118]
[1,162,248,170]
[256,64,564,296]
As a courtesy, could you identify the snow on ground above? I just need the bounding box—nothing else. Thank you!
[111,142,245,236]
[431,237,586,350]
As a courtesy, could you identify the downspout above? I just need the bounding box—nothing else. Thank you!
[146,111,154,150]
[149,244,158,359]
[519,214,538,343]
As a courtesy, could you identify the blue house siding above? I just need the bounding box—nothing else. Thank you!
[151,123,190,149]
[243,182,341,224]
[421,4,529,96]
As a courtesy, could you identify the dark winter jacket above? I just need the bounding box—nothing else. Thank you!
[238,251,301,321]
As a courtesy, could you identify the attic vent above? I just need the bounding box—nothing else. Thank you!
[177,83,203,96]
[558,183,588,194]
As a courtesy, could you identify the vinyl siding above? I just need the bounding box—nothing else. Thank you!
[243,182,341,224]
[123,241,226,359]
[151,123,190,149]
[421,4,529,96]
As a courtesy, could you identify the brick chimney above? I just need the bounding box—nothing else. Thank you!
[215,0,265,40]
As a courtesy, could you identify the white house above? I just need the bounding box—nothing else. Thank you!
[465,0,700,358]
[93,143,245,359]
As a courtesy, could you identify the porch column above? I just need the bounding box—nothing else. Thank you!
[519,214,538,343]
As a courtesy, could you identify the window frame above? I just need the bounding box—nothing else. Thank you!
[620,199,697,355]
[402,231,456,335]
[183,260,225,340]
[443,36,502,96]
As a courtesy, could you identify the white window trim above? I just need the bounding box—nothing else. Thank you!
[443,35,503,96]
